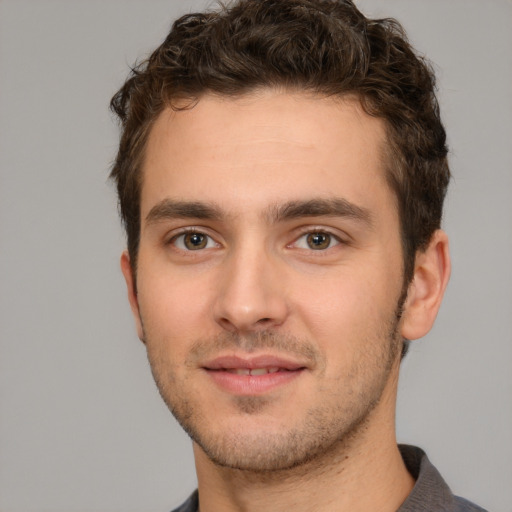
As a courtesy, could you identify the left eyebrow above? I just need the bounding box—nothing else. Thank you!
[267,198,373,226]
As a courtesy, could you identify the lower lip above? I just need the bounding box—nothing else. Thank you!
[204,369,304,395]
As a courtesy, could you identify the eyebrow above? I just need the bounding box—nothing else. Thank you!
[267,198,373,226]
[146,200,223,225]
[145,197,373,226]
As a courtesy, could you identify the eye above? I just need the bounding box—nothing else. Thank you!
[172,231,217,251]
[294,232,340,251]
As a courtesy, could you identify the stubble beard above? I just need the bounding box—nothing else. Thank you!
[143,311,404,475]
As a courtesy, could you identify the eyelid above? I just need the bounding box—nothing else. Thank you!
[163,225,349,252]
[167,227,221,250]
[289,226,348,245]
[293,232,340,251]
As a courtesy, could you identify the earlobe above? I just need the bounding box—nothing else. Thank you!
[120,251,145,342]
[400,230,451,341]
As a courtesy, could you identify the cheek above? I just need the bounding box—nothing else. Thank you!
[137,270,212,343]
[291,265,400,343]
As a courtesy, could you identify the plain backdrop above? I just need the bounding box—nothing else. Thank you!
[1,1,511,511]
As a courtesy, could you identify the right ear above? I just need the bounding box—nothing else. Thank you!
[120,251,145,342]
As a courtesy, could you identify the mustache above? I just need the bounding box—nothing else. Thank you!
[187,331,321,366]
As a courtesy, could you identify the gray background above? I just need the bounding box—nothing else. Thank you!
[1,1,511,511]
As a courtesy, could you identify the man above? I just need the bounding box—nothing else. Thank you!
[109,1,486,511]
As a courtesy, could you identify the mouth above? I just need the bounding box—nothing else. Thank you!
[223,367,283,375]
[202,354,307,395]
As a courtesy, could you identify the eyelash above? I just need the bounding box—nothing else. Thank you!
[168,228,219,251]
[290,229,344,252]
[166,227,346,253]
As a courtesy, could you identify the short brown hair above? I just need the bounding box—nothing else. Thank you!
[110,0,449,282]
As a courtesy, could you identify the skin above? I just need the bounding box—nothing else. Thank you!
[121,90,451,512]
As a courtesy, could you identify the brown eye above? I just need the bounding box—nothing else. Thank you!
[172,231,218,251]
[183,232,208,250]
[306,232,331,250]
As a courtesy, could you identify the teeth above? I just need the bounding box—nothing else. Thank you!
[250,368,268,376]
[226,367,282,375]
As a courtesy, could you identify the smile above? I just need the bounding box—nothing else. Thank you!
[202,355,307,395]
[224,367,282,375]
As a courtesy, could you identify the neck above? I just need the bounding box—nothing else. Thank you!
[193,367,414,512]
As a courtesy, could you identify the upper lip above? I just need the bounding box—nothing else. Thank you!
[202,354,308,371]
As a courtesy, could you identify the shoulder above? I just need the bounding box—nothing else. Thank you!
[398,445,487,512]
[170,490,198,512]
[452,495,488,512]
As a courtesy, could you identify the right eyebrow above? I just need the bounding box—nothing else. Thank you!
[145,199,223,225]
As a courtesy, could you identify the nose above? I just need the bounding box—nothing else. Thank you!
[212,247,289,333]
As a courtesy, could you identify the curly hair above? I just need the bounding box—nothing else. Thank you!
[110,0,449,285]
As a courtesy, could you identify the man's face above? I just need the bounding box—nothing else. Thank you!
[124,91,408,471]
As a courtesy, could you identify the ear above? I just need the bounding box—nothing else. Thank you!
[120,251,145,342]
[400,230,451,340]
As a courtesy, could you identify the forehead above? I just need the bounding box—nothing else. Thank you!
[141,90,393,220]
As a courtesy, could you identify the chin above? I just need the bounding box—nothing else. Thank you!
[180,399,376,474]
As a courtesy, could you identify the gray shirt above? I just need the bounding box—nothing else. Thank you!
[171,445,487,512]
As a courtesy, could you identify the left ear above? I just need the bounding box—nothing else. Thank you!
[400,230,451,340]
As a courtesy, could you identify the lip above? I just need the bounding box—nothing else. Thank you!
[203,354,307,371]
[202,354,308,395]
